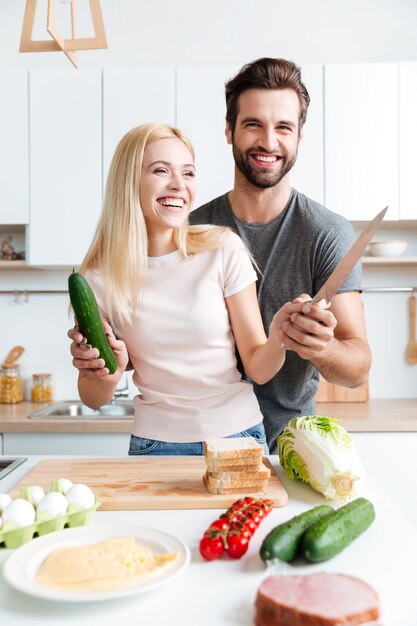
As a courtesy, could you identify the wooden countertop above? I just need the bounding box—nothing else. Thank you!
[0,402,132,433]
[316,398,417,431]
[0,399,416,433]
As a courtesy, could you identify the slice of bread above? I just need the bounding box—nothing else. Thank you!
[208,462,271,481]
[204,437,263,461]
[203,475,267,495]
[205,471,269,490]
[205,460,263,472]
[206,463,261,473]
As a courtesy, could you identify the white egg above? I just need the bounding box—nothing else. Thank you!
[50,478,73,494]
[0,493,12,513]
[2,498,36,527]
[37,492,68,518]
[27,485,45,508]
[65,484,95,510]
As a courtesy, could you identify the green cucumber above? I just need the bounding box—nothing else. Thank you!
[260,504,334,562]
[68,271,118,375]
[301,497,376,563]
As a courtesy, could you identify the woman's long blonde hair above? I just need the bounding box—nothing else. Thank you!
[80,123,229,326]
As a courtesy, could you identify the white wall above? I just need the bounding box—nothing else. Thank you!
[0,0,417,400]
[1,0,417,68]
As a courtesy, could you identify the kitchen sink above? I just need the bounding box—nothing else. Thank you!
[0,457,27,481]
[28,400,134,420]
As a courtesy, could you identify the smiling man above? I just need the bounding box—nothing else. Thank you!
[189,58,371,454]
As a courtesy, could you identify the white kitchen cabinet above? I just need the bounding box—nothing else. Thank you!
[103,67,176,186]
[399,63,417,220]
[0,71,29,225]
[27,70,102,267]
[2,432,130,456]
[290,64,324,205]
[176,66,238,208]
[324,63,399,221]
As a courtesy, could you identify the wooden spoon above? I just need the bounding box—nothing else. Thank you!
[3,346,25,367]
[405,295,417,365]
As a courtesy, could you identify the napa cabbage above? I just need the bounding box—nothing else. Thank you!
[278,415,365,500]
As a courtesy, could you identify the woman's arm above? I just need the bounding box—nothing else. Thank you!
[226,283,288,385]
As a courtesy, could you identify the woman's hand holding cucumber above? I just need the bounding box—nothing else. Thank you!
[68,322,128,381]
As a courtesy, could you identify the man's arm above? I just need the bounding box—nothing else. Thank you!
[279,291,371,387]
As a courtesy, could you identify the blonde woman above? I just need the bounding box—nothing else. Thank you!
[68,123,288,455]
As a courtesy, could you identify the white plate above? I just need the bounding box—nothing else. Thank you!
[3,524,190,603]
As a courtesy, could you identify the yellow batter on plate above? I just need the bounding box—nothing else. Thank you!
[36,537,179,591]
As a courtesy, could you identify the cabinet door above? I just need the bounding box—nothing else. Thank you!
[290,64,324,205]
[399,63,417,220]
[3,433,130,455]
[28,70,102,266]
[176,66,238,208]
[103,68,176,185]
[0,71,29,224]
[324,63,398,221]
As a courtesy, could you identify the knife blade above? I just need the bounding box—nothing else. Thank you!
[311,205,388,305]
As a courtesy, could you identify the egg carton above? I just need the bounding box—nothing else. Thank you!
[0,496,102,549]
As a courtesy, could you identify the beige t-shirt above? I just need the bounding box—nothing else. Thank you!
[86,231,263,442]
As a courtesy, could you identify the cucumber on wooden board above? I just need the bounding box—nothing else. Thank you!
[301,497,376,563]
[68,271,118,375]
[260,504,334,562]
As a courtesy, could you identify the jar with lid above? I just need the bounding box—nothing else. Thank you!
[0,364,23,404]
[31,373,53,403]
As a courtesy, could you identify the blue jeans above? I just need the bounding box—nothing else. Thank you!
[128,421,268,456]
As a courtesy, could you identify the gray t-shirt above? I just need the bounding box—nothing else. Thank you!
[189,189,361,453]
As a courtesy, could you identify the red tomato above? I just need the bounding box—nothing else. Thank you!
[228,520,251,540]
[249,505,266,520]
[210,518,229,532]
[226,533,249,559]
[242,516,257,535]
[262,498,274,511]
[228,511,247,525]
[199,534,224,561]
[253,499,272,514]
[227,500,246,514]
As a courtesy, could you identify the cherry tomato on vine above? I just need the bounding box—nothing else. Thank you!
[199,534,224,561]
[228,520,251,540]
[242,516,257,535]
[226,533,249,559]
[199,497,273,561]
[246,508,261,527]
[250,505,266,521]
[228,511,247,525]
[210,517,229,532]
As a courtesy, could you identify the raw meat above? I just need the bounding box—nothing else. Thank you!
[255,572,381,626]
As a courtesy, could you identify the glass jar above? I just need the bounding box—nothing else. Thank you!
[0,364,23,404]
[31,373,53,403]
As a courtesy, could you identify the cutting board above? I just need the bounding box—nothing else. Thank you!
[9,457,288,511]
[315,376,369,402]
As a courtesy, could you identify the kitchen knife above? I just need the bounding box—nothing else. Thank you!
[311,206,388,305]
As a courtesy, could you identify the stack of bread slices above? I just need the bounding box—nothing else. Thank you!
[203,437,271,495]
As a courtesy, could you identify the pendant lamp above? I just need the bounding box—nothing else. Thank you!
[19,0,108,68]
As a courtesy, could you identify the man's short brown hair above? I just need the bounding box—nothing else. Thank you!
[225,57,310,134]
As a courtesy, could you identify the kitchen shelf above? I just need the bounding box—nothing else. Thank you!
[0,260,27,269]
[362,256,417,266]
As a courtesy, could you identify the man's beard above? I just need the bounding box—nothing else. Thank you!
[232,145,297,189]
